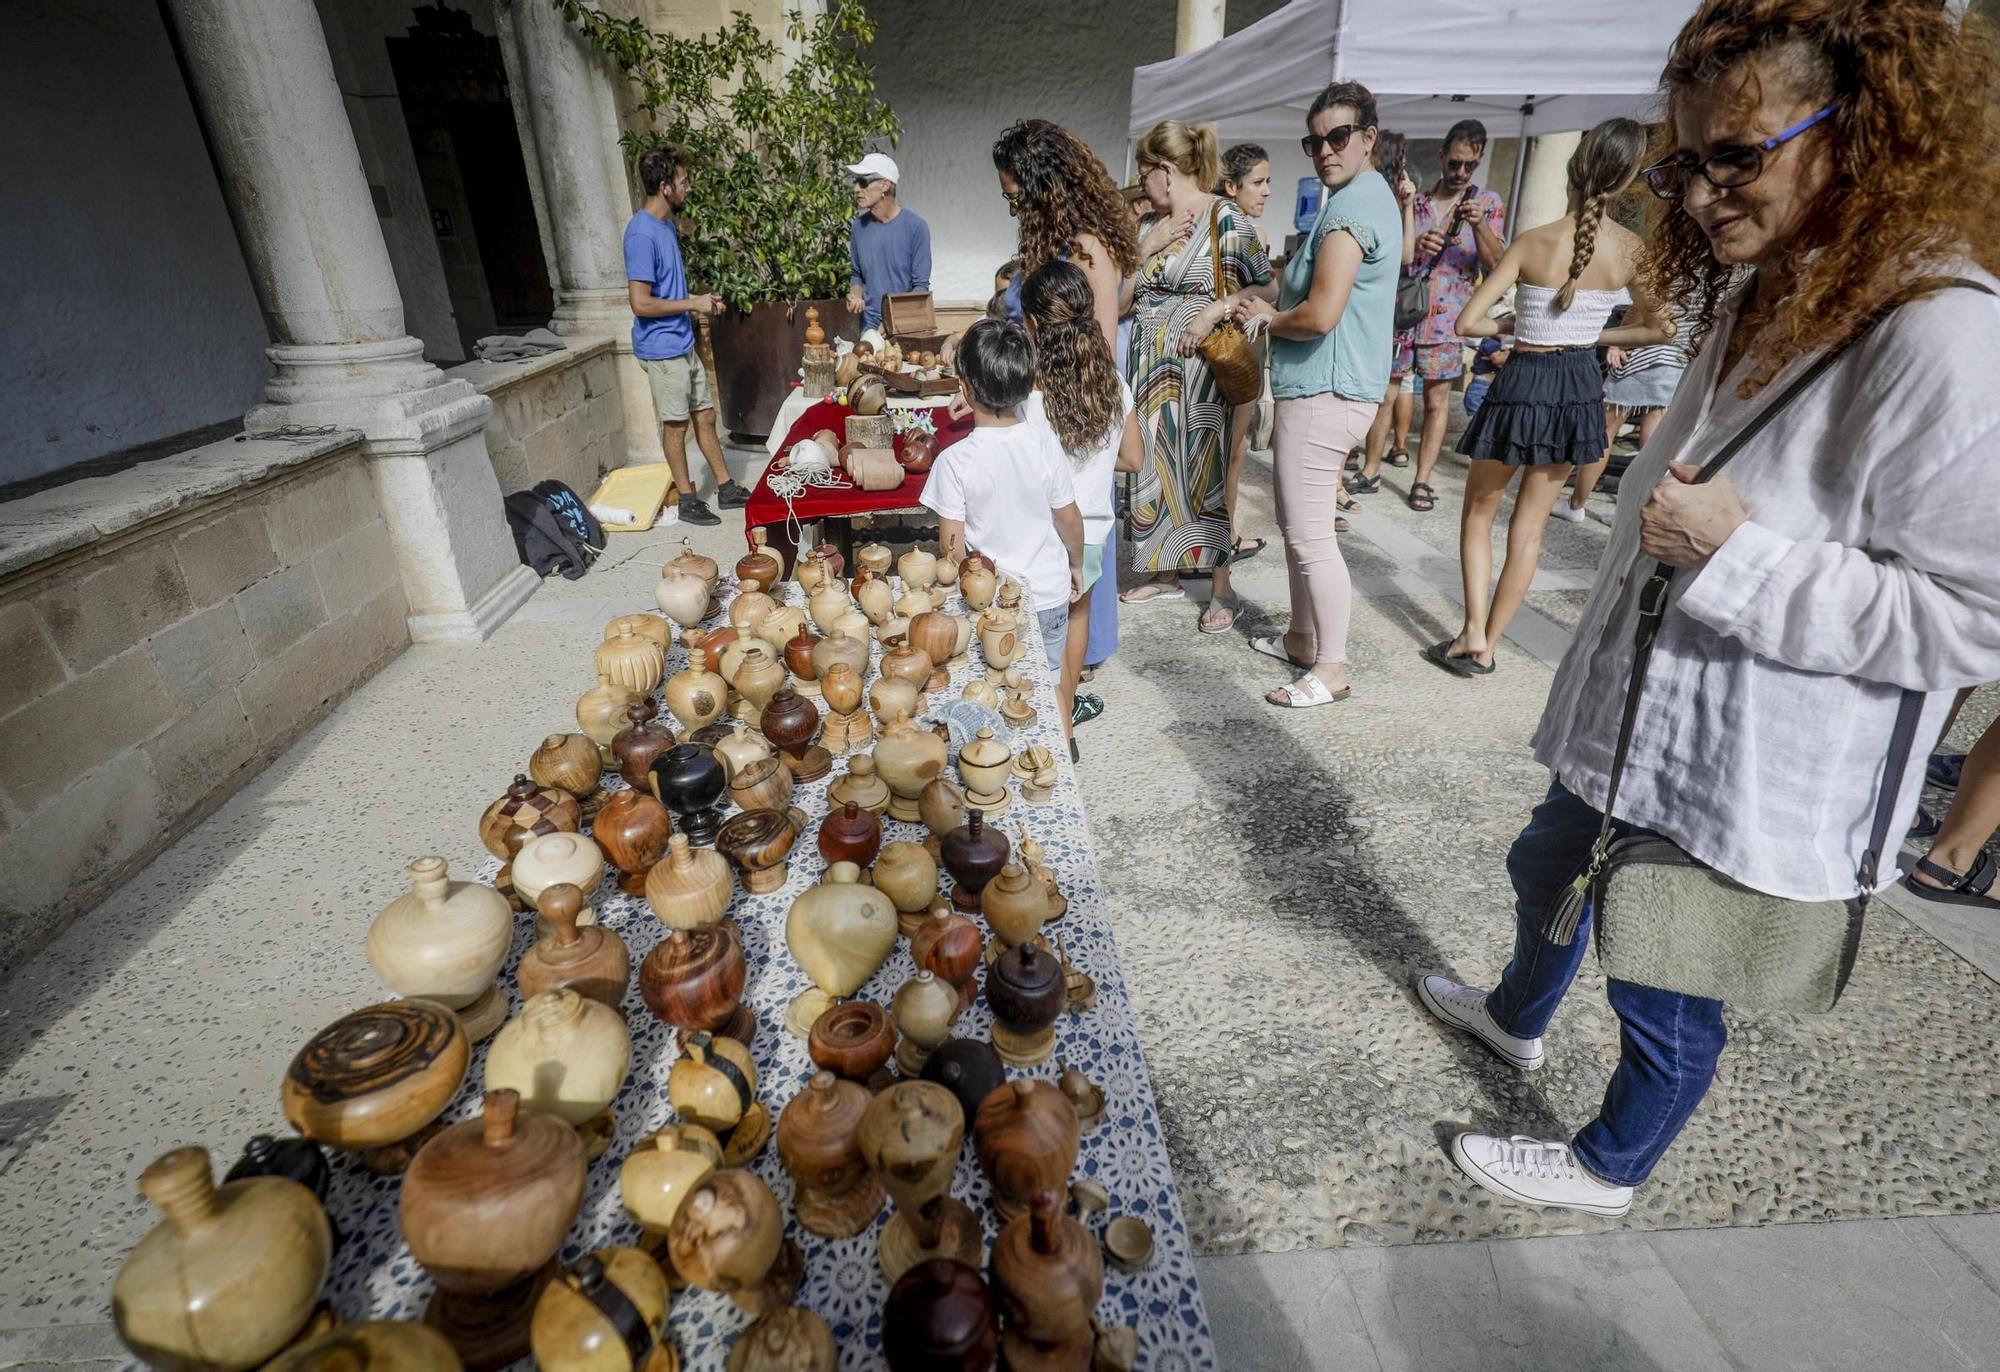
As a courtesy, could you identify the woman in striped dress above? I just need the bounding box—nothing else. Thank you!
[1121,119,1273,632]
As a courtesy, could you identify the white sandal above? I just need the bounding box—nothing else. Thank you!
[1266,674,1351,708]
[1250,634,1310,666]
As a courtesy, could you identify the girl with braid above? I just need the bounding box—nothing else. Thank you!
[1426,118,1673,677]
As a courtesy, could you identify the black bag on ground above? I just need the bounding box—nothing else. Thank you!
[504,480,604,580]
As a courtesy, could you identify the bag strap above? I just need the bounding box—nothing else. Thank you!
[1206,200,1228,301]
[1543,276,1994,944]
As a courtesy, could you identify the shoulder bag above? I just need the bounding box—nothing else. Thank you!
[1197,202,1264,407]
[1548,277,1993,1014]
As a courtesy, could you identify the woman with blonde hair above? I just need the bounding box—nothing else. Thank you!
[1120,118,1272,632]
[1417,0,2000,1216]
[1427,117,1672,676]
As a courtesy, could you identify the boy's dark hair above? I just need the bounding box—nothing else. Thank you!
[1443,119,1488,153]
[956,318,1035,411]
[637,146,690,196]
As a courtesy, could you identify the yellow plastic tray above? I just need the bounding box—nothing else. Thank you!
[588,463,676,533]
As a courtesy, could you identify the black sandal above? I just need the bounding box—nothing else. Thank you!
[1345,474,1382,495]
[1345,446,1364,472]
[1386,446,1411,467]
[1226,535,1267,564]
[1425,638,1494,677]
[1407,481,1438,512]
[1904,850,1997,907]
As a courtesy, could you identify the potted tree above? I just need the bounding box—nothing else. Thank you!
[556,1,899,437]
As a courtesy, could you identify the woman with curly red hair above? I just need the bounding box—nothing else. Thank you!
[1415,0,2000,1216]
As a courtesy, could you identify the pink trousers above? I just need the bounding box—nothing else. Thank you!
[1272,392,1374,667]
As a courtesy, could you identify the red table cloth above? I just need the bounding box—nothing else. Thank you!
[743,394,974,555]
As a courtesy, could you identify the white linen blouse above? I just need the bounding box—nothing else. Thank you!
[1532,267,2000,901]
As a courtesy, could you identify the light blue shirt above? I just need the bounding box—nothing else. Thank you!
[849,207,932,331]
[1270,169,1403,402]
[624,212,696,361]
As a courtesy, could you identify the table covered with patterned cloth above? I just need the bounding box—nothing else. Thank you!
[304,575,1218,1370]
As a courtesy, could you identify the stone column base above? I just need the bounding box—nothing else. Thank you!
[249,363,535,645]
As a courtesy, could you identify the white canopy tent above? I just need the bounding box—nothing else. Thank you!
[1128,0,1700,221]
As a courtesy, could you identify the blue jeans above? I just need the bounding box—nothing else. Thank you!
[1035,602,1069,673]
[1486,779,1728,1186]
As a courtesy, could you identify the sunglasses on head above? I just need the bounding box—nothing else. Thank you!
[1300,125,1363,157]
[1641,103,1837,200]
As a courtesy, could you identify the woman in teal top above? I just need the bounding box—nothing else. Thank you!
[1234,80,1404,707]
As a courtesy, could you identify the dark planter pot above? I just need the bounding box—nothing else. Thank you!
[709,297,859,438]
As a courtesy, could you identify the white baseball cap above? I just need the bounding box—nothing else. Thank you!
[847,153,900,185]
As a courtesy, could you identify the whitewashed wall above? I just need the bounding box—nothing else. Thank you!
[0,1,270,487]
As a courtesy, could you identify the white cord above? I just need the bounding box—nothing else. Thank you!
[767,464,854,549]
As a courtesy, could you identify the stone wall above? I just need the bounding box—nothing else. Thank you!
[449,338,626,497]
[0,434,410,977]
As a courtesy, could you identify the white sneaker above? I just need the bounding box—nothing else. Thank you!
[1415,974,1545,1071]
[1550,500,1587,522]
[1451,1132,1634,1216]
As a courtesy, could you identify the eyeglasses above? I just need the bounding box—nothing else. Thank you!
[1444,158,1480,174]
[1641,103,1838,200]
[1300,125,1363,157]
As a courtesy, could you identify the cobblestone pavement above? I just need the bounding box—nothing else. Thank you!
[1077,446,2000,1254]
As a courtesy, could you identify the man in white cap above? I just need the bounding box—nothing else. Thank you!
[845,152,931,332]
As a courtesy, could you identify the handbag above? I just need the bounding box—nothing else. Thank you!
[1548,276,1992,1014]
[1196,203,1264,407]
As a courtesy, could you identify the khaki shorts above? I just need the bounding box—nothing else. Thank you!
[640,352,713,423]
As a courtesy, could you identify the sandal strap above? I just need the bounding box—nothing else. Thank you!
[1273,675,1333,706]
[1912,850,1996,895]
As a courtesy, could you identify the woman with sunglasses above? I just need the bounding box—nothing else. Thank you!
[1417,0,2000,1217]
[1232,83,1403,707]
[1427,117,1672,678]
[1119,119,1272,631]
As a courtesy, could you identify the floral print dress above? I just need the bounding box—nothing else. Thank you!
[1127,199,1271,573]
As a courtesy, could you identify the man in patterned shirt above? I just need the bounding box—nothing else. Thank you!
[1396,119,1505,512]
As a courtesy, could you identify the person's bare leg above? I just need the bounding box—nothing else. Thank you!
[1913,710,2000,900]
[1362,387,1395,478]
[1413,379,1454,499]
[1451,459,1515,659]
[1061,593,1090,749]
[661,420,696,496]
[1477,465,1574,665]
[691,407,733,489]
[1570,403,1626,512]
[1223,406,1251,555]
[1393,386,1415,454]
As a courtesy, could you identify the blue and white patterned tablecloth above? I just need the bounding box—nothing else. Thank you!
[313,577,1218,1370]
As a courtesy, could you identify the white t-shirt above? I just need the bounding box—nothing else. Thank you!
[1022,379,1131,548]
[919,421,1077,612]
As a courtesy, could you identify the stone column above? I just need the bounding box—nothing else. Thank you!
[1176,0,1225,54]
[164,0,537,643]
[1513,130,1582,235]
[507,0,659,464]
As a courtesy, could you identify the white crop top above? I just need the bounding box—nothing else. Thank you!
[1511,283,1628,347]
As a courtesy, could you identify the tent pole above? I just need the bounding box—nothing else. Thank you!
[1505,99,1532,237]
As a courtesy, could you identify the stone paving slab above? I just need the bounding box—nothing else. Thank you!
[1080,447,2000,1254]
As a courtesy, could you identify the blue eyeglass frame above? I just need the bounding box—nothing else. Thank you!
[1642,102,1838,199]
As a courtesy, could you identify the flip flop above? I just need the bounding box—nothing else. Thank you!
[1266,674,1351,708]
[1250,634,1311,666]
[1120,580,1186,604]
[1425,639,1494,677]
[1903,851,1997,907]
[1408,482,1439,512]
[1198,597,1242,635]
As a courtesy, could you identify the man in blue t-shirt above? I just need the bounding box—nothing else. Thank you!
[844,153,931,332]
[625,146,748,526]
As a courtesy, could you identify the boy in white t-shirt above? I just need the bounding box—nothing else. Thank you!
[919,318,1084,707]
